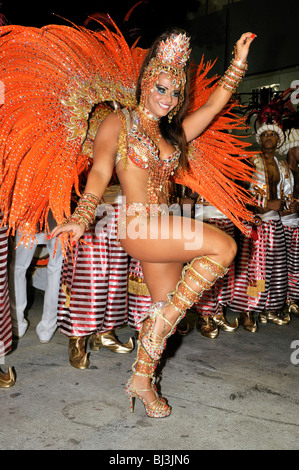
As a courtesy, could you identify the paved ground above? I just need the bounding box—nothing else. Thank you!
[0,288,298,452]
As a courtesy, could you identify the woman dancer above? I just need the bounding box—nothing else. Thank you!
[52,29,255,417]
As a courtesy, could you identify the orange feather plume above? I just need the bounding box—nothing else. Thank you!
[0,18,254,256]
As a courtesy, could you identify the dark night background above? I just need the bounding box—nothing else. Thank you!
[1,0,299,75]
[0,0,198,47]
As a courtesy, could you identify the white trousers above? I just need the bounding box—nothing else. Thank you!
[9,232,63,340]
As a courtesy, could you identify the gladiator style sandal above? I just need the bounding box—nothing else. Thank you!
[124,340,171,418]
[136,317,167,404]
[141,302,174,361]
[142,256,228,360]
[169,256,228,326]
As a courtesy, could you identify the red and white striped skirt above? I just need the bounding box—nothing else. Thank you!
[128,258,151,330]
[194,218,235,315]
[229,217,287,313]
[57,208,129,337]
[282,215,299,303]
[0,225,12,356]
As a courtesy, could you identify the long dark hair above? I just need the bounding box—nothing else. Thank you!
[135,28,191,170]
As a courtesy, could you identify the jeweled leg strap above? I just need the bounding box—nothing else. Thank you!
[168,255,229,319]
[141,257,229,361]
[133,341,159,380]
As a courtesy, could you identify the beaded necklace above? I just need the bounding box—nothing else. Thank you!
[136,106,162,147]
[130,106,180,205]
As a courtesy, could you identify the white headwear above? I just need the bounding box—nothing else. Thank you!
[279,127,299,155]
[256,122,285,147]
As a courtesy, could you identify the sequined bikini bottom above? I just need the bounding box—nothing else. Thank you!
[117,202,169,240]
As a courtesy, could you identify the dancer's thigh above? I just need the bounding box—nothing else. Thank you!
[140,261,183,302]
[120,215,234,264]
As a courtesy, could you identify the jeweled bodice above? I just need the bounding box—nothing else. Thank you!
[116,108,180,204]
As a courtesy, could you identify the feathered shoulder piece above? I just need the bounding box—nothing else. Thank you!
[0,16,255,247]
[0,18,144,250]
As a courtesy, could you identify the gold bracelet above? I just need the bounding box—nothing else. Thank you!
[218,57,248,93]
[68,193,100,231]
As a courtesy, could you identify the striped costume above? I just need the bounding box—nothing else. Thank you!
[280,162,299,306]
[0,223,12,357]
[58,190,129,337]
[58,188,151,336]
[282,214,299,305]
[194,202,235,315]
[128,257,151,330]
[229,154,288,314]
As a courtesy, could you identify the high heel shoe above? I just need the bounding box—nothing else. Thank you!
[0,367,16,388]
[89,330,134,353]
[125,377,171,418]
[240,311,258,333]
[68,336,90,369]
[258,309,291,326]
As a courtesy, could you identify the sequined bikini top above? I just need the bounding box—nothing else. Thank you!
[116,108,180,204]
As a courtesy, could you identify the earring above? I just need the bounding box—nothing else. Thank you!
[168,105,178,123]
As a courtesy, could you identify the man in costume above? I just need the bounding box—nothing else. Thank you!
[279,120,299,315]
[229,96,291,330]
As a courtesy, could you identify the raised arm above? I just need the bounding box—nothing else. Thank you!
[183,32,256,142]
[50,112,121,242]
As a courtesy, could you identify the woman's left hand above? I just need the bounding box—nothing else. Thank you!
[235,32,257,62]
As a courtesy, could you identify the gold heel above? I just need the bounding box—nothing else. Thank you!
[258,310,267,324]
[177,318,190,336]
[68,336,90,369]
[126,321,170,417]
[284,301,299,316]
[128,393,136,413]
[89,330,134,353]
[0,367,16,388]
